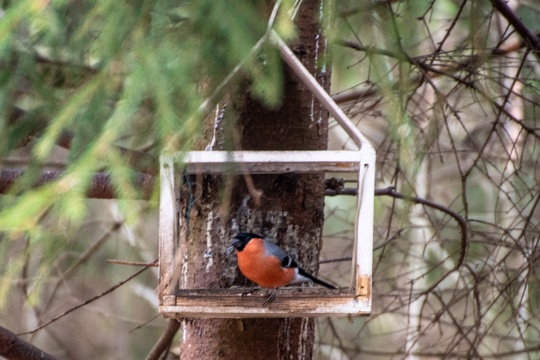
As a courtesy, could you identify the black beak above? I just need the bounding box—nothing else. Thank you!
[231,238,243,251]
[231,238,241,249]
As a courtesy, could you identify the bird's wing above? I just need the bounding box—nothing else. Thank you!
[263,240,299,269]
[263,239,336,289]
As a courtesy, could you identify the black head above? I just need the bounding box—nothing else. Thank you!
[231,232,263,252]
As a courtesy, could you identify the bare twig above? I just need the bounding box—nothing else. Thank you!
[333,29,540,104]
[336,39,540,138]
[129,314,161,333]
[231,123,263,209]
[144,319,181,360]
[36,222,123,330]
[489,0,540,60]
[319,256,352,264]
[107,259,159,267]
[375,186,468,269]
[326,186,468,268]
[19,259,157,335]
[63,222,124,279]
[325,188,358,196]
[241,173,262,208]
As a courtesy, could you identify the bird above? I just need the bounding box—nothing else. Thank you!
[230,232,336,290]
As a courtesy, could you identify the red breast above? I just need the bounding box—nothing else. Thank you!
[236,238,296,288]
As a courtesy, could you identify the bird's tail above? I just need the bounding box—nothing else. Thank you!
[298,268,336,289]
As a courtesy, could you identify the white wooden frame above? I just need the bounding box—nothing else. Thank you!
[158,32,375,318]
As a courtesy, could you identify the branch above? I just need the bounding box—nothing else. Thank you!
[37,222,124,322]
[327,184,468,269]
[325,188,358,196]
[335,38,540,138]
[333,28,540,104]
[0,168,154,199]
[107,259,159,267]
[19,259,157,335]
[0,326,57,360]
[489,0,540,60]
[7,106,159,175]
[318,256,352,264]
[144,319,181,360]
[375,186,469,297]
[375,186,468,268]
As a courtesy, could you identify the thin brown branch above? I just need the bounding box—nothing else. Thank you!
[64,222,124,278]
[0,325,57,360]
[489,0,540,60]
[0,168,154,199]
[325,187,358,196]
[331,85,378,104]
[318,256,352,264]
[38,222,123,325]
[375,186,468,269]
[144,319,181,360]
[7,106,159,175]
[107,259,159,267]
[336,39,540,138]
[242,172,262,209]
[333,29,540,104]
[326,185,468,269]
[19,259,157,335]
[231,116,262,208]
[338,41,402,59]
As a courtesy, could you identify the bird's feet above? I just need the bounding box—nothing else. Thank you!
[262,289,277,306]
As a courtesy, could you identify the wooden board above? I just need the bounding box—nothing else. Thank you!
[160,288,371,318]
[169,150,366,174]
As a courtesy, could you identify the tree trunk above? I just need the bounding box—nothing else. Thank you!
[179,2,329,359]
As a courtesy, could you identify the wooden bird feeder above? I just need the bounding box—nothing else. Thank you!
[158,32,375,318]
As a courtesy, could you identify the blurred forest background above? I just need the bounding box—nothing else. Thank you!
[1,0,539,359]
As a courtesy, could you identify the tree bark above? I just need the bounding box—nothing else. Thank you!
[0,326,57,360]
[179,1,329,359]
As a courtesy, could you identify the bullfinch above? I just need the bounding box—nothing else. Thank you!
[231,232,336,289]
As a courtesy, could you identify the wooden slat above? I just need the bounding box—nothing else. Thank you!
[353,149,375,300]
[173,150,365,174]
[272,31,372,150]
[173,287,345,295]
[160,295,370,318]
[158,157,176,300]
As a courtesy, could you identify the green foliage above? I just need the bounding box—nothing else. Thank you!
[0,0,297,304]
[0,0,296,221]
